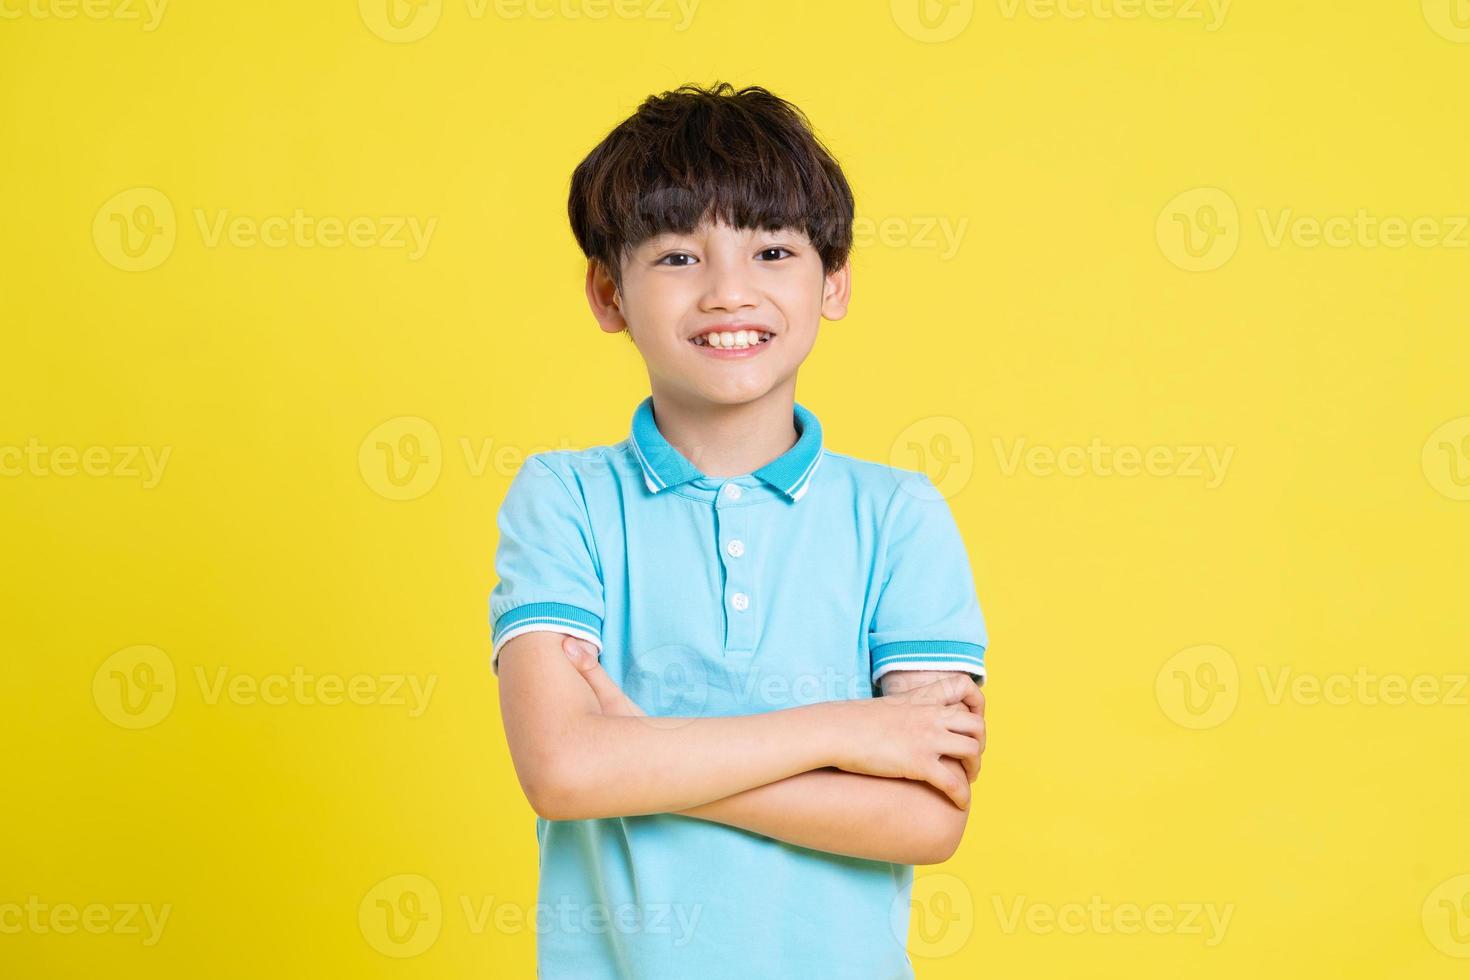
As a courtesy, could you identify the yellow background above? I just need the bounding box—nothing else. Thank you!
[4,0,1469,976]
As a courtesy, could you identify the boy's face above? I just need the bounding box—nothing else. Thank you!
[586,217,850,408]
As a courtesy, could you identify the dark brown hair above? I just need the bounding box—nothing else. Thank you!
[567,82,855,292]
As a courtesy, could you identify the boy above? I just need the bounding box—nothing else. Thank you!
[490,82,989,979]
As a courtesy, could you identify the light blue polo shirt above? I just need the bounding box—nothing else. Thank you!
[489,394,987,980]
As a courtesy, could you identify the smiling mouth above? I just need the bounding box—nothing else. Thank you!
[690,329,775,349]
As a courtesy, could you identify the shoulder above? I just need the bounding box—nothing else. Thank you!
[520,442,635,486]
[815,448,936,512]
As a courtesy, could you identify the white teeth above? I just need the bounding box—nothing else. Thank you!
[693,330,771,349]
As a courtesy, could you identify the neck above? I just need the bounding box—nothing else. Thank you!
[647,385,799,479]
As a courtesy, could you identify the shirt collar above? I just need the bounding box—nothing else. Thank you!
[629,395,824,502]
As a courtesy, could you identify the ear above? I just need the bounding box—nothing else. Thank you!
[819,258,852,322]
[585,258,630,336]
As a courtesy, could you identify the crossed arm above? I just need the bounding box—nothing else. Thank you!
[496,631,986,866]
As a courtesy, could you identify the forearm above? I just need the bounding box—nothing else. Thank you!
[675,759,969,865]
[538,703,847,821]
[501,632,868,822]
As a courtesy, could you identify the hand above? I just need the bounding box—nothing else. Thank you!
[562,636,646,717]
[834,674,985,809]
[879,670,988,785]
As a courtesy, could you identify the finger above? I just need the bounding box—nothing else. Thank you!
[562,635,595,670]
[563,637,648,717]
[942,709,985,740]
[942,733,981,782]
[935,675,984,713]
[569,644,624,701]
[928,760,970,810]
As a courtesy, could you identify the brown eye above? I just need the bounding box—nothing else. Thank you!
[759,247,793,261]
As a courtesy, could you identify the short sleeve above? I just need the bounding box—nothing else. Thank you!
[867,471,989,687]
[488,454,605,676]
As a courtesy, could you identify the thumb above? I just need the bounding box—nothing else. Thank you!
[563,636,599,670]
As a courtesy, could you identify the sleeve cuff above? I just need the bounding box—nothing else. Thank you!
[491,601,603,674]
[871,640,986,685]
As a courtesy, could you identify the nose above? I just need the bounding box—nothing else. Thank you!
[698,252,758,313]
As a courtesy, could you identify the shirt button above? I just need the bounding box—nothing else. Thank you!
[726,539,745,558]
[723,484,743,501]
[731,592,749,611]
